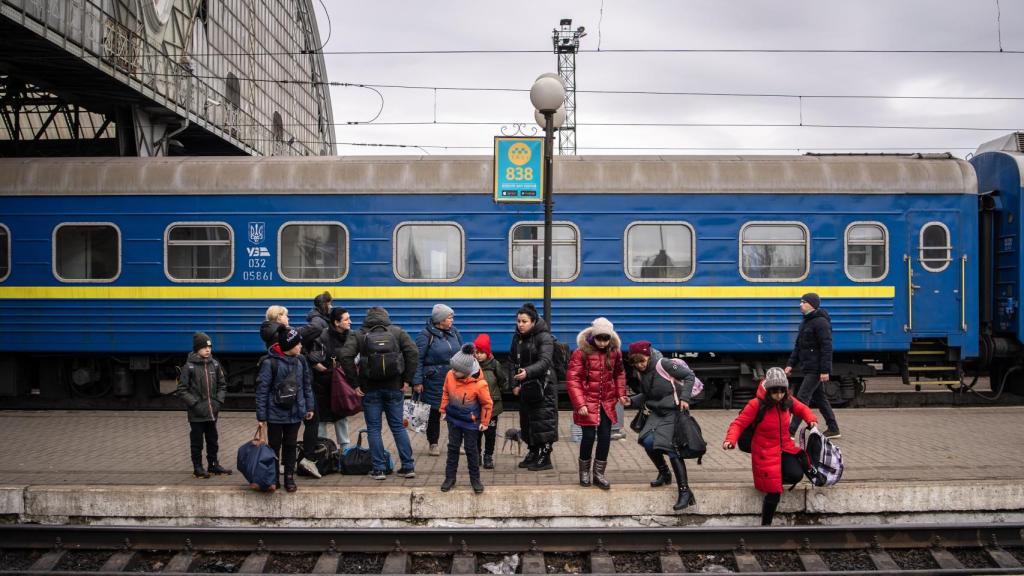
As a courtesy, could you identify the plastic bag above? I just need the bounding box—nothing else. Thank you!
[403,397,431,434]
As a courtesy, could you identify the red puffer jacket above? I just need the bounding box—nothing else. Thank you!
[566,328,625,427]
[724,382,817,493]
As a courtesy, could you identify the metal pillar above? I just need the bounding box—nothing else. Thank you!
[542,111,555,324]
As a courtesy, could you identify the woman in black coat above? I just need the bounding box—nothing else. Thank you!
[510,303,559,471]
[314,307,352,450]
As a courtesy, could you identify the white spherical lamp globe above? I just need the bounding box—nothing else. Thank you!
[534,107,566,130]
[530,76,566,112]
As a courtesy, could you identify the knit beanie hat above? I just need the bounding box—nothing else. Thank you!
[193,331,211,352]
[450,343,480,375]
[628,341,652,357]
[590,317,614,338]
[764,367,789,391]
[278,326,302,352]
[473,333,493,358]
[431,303,454,324]
[801,292,821,309]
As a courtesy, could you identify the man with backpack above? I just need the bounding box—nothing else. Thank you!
[339,306,420,480]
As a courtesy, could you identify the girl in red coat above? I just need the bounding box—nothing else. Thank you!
[723,367,817,525]
[566,317,626,489]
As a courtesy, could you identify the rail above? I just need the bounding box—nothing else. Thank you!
[1,523,1022,574]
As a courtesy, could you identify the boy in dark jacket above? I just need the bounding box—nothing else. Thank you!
[473,334,507,469]
[256,326,316,492]
[176,332,231,479]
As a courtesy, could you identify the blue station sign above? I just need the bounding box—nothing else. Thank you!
[493,136,544,202]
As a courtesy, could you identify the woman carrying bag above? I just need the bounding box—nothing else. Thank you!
[624,357,698,511]
[722,367,817,525]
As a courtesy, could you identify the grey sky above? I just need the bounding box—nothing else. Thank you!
[313,1,1023,156]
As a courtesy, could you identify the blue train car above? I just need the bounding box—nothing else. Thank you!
[972,133,1024,394]
[0,155,981,406]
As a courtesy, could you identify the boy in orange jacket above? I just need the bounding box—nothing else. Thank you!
[440,343,493,494]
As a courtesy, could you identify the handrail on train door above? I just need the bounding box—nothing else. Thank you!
[904,254,913,332]
[961,254,968,332]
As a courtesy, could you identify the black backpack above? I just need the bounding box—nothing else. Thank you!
[296,436,339,477]
[550,336,570,382]
[359,325,404,381]
[258,355,299,408]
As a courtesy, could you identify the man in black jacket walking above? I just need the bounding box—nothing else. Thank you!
[784,293,841,439]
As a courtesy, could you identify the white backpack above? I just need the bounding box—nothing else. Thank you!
[800,427,844,487]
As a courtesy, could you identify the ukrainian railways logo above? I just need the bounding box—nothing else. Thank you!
[248,222,265,245]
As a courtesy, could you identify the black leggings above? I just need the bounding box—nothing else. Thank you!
[764,452,807,503]
[427,407,442,445]
[268,422,301,478]
[579,406,613,461]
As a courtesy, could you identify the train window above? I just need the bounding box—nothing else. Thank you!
[394,222,464,282]
[624,222,695,282]
[509,222,580,282]
[53,223,120,282]
[165,223,233,282]
[0,224,9,282]
[920,222,952,272]
[845,222,889,281]
[739,222,809,282]
[279,222,348,282]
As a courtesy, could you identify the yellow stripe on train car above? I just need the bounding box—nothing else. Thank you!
[0,285,896,300]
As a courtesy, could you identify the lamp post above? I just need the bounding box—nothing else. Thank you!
[530,74,566,325]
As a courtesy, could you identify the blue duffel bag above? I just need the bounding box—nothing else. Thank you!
[237,425,279,492]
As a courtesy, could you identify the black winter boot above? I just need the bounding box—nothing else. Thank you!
[528,443,553,471]
[645,450,672,487]
[284,474,297,493]
[518,445,540,469]
[669,458,695,511]
[192,459,209,479]
[207,461,232,476]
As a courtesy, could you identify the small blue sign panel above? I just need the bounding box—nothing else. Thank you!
[494,136,544,202]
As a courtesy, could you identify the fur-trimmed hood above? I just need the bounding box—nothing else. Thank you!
[575,324,622,353]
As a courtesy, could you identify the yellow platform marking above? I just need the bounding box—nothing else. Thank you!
[0,285,895,300]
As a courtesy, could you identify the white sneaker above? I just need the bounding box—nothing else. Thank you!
[429,444,440,456]
[298,458,322,479]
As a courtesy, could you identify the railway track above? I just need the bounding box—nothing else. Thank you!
[1,523,1022,574]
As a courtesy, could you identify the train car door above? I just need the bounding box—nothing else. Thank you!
[906,211,960,334]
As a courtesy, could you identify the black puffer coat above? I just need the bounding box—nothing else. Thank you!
[786,307,833,374]
[313,326,349,422]
[510,317,559,445]
[175,352,227,422]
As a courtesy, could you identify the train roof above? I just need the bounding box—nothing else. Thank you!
[0,155,976,196]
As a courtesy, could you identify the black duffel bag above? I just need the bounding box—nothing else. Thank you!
[337,429,393,475]
[672,410,707,464]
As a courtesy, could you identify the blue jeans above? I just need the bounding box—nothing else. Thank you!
[362,388,414,472]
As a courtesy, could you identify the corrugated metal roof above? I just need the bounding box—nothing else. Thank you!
[0,154,977,196]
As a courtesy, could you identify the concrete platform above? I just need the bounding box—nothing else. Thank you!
[0,407,1022,527]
